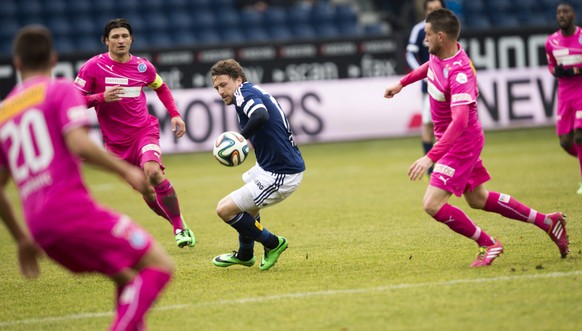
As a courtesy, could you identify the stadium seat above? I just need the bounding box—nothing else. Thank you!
[219,29,246,44]
[363,23,386,36]
[242,26,270,42]
[287,3,312,26]
[210,0,236,13]
[268,25,293,41]
[47,18,71,38]
[490,14,520,28]
[291,24,316,40]
[462,0,485,16]
[190,0,212,11]
[263,7,287,28]
[75,35,104,53]
[0,20,20,40]
[463,14,491,30]
[139,0,164,15]
[314,23,339,39]
[197,29,221,45]
[17,0,43,21]
[44,0,66,17]
[91,0,116,19]
[310,2,335,25]
[117,0,141,15]
[168,11,193,31]
[148,32,174,49]
[173,30,197,47]
[539,0,562,12]
[129,35,149,51]
[54,37,75,54]
[240,9,263,28]
[72,16,99,36]
[143,13,170,34]
[485,0,514,15]
[191,9,217,31]
[517,12,549,26]
[0,1,17,20]
[65,0,91,17]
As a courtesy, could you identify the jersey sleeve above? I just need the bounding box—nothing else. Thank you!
[143,59,158,87]
[545,37,557,73]
[236,85,266,118]
[449,65,477,108]
[74,58,96,94]
[54,80,90,134]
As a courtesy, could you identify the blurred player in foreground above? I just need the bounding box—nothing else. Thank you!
[545,2,582,194]
[406,0,444,177]
[210,59,305,270]
[74,18,195,248]
[384,9,569,267]
[0,25,173,330]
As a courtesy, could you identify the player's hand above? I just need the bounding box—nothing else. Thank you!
[17,236,41,279]
[124,166,150,196]
[171,116,186,138]
[408,155,433,181]
[104,85,124,102]
[384,82,403,99]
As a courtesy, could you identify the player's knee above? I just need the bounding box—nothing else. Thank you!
[145,169,164,186]
[422,200,440,216]
[216,200,232,222]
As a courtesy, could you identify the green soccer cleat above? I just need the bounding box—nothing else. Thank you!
[212,252,256,267]
[175,217,196,248]
[260,236,288,271]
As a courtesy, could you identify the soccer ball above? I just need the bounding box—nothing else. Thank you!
[213,131,249,167]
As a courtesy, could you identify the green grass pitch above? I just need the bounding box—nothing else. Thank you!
[0,126,581,330]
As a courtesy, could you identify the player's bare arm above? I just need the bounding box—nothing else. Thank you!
[0,169,41,278]
[171,116,186,138]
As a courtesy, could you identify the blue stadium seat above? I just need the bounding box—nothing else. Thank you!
[210,0,236,13]
[139,0,164,14]
[310,2,335,25]
[240,9,263,28]
[47,18,71,38]
[287,3,312,26]
[91,0,116,19]
[54,37,75,54]
[314,23,339,39]
[463,14,491,30]
[65,0,91,17]
[74,35,104,53]
[243,26,270,42]
[268,25,293,41]
[490,14,520,28]
[219,29,246,44]
[485,0,513,15]
[517,12,549,26]
[18,0,43,21]
[363,23,385,36]
[143,13,170,34]
[120,14,147,35]
[72,16,99,36]
[539,0,562,12]
[291,24,316,39]
[173,30,197,46]
[0,1,17,20]
[129,35,149,51]
[190,0,212,11]
[168,11,193,31]
[148,32,173,48]
[0,20,20,40]
[263,7,287,28]
[19,16,44,26]
[44,0,66,17]
[117,0,140,16]
[197,29,221,45]
[334,3,358,35]
[462,0,485,16]
[191,9,217,31]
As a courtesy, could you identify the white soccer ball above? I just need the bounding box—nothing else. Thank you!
[213,131,249,167]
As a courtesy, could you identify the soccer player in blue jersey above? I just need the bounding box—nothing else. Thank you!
[406,0,444,176]
[210,59,306,271]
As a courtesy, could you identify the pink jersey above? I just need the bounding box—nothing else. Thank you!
[427,44,483,145]
[0,77,97,241]
[545,27,582,96]
[74,53,159,147]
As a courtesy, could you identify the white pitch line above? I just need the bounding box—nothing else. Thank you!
[1,270,581,328]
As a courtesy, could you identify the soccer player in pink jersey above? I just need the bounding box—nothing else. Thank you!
[73,18,195,248]
[545,2,582,194]
[384,9,569,267]
[0,26,173,330]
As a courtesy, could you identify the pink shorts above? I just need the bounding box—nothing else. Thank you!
[556,96,582,135]
[34,207,152,277]
[106,126,165,170]
[430,140,491,197]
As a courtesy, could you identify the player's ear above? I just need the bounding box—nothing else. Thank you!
[50,52,58,68]
[12,56,22,71]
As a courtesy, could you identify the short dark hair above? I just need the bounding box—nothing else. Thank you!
[13,25,54,71]
[210,59,247,82]
[426,8,460,40]
[102,18,133,43]
[424,0,446,11]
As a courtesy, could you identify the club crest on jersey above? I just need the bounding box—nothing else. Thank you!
[443,67,449,78]
[137,63,147,72]
[456,73,468,84]
[579,35,582,44]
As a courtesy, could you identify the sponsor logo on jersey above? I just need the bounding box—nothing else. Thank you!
[137,63,147,72]
[67,105,88,122]
[141,144,161,154]
[452,93,472,103]
[105,77,129,85]
[433,164,456,177]
[443,67,449,78]
[427,68,434,80]
[455,73,468,84]
[74,76,86,87]
[576,110,582,119]
[498,193,511,203]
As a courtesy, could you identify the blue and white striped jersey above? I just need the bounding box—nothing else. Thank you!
[234,82,305,174]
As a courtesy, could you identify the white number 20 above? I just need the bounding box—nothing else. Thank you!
[0,109,54,183]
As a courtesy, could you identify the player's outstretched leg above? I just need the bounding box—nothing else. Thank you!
[470,239,504,268]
